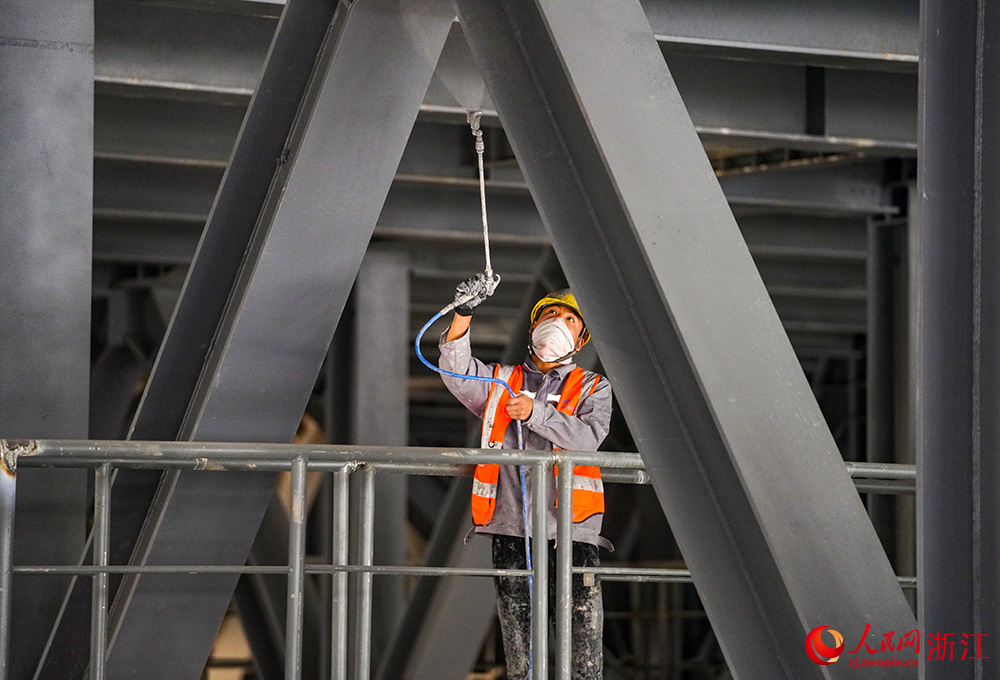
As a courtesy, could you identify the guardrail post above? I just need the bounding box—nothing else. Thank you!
[355,466,375,680]
[531,462,549,680]
[285,456,308,680]
[555,459,573,680]
[91,463,112,680]
[331,466,349,680]
[0,446,16,680]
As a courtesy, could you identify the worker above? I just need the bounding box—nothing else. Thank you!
[439,274,613,680]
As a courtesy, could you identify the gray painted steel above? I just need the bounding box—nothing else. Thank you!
[85,1,452,678]
[34,0,338,674]
[378,479,495,680]
[236,495,325,680]
[915,1,999,677]
[352,250,410,670]
[867,220,898,557]
[455,1,916,677]
[640,0,918,70]
[0,0,92,676]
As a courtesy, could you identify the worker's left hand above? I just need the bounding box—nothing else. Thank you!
[506,393,534,421]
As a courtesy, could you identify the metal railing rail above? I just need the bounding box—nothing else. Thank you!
[0,439,916,680]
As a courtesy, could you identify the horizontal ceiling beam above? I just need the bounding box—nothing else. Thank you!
[94,1,918,156]
[98,0,919,71]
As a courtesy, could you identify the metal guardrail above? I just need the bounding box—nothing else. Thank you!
[0,439,916,680]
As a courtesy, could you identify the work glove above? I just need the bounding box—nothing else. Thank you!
[454,272,496,316]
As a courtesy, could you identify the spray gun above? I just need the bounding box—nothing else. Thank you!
[414,110,536,677]
[466,110,499,297]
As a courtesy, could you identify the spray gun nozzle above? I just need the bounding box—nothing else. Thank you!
[466,109,483,135]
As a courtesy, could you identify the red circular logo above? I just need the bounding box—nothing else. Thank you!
[805,626,845,665]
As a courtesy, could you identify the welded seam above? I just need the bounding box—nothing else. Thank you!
[498,3,795,676]
[0,36,93,53]
[972,2,985,678]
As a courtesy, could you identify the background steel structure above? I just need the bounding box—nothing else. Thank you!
[4,0,994,677]
[0,1,92,678]
[915,1,999,678]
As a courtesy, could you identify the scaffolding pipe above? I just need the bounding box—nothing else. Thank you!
[285,456,308,680]
[530,462,548,679]
[0,451,15,680]
[354,467,375,680]
[331,467,350,680]
[90,464,111,680]
[4,439,913,483]
[555,462,573,680]
[0,439,923,680]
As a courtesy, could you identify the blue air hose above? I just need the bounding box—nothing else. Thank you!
[415,301,536,674]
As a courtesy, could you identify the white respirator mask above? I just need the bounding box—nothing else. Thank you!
[530,317,578,364]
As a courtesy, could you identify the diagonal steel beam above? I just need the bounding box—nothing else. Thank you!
[34,0,339,674]
[43,2,453,678]
[455,2,916,678]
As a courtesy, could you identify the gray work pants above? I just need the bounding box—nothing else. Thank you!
[492,534,603,680]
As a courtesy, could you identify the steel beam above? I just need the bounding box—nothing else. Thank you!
[0,0,92,676]
[41,0,452,678]
[351,250,410,671]
[915,1,1000,677]
[235,495,325,680]
[104,0,451,674]
[867,219,898,559]
[377,478,494,680]
[35,0,339,673]
[455,2,916,678]
[94,3,919,155]
[640,0,918,71]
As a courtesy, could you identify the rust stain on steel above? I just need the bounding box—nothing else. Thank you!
[0,439,37,477]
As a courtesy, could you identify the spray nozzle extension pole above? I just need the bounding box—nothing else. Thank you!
[467,109,492,280]
[416,110,533,678]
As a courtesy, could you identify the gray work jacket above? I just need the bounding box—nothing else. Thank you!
[439,329,613,548]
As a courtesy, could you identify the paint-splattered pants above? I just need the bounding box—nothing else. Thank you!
[492,534,603,680]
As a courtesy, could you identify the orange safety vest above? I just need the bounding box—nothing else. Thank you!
[471,365,604,526]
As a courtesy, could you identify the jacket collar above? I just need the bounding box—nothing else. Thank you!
[521,356,577,378]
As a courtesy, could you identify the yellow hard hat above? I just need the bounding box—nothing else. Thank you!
[529,289,591,346]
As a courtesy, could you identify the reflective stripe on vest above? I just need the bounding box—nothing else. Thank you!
[471,365,522,526]
[552,369,604,523]
[471,365,604,526]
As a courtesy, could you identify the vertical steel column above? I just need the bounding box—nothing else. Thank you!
[868,220,897,555]
[1,0,92,675]
[0,451,16,680]
[555,462,574,680]
[456,2,917,677]
[916,1,1000,677]
[355,467,376,680]
[847,355,860,462]
[531,463,549,679]
[352,250,409,669]
[377,479,494,680]
[285,457,308,680]
[331,467,350,680]
[90,464,111,680]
